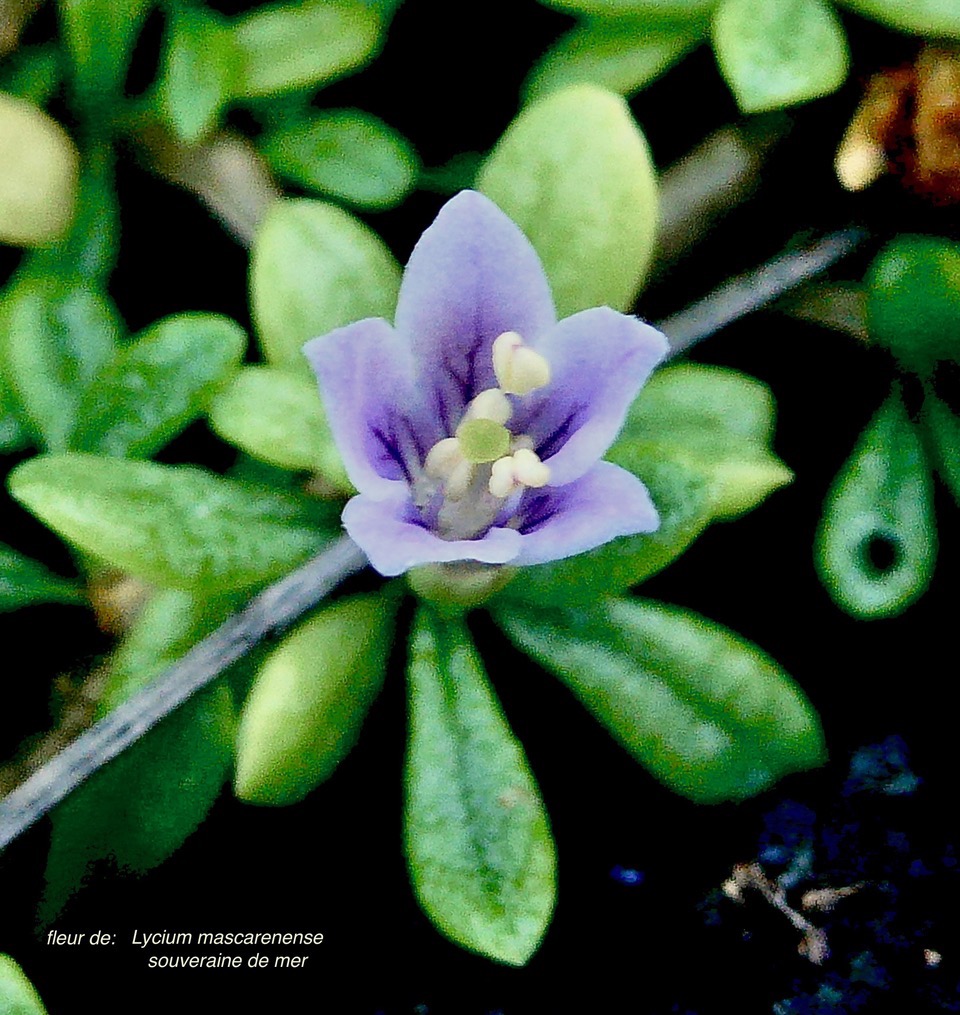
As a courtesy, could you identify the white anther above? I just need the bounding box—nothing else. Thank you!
[445,459,475,501]
[487,449,551,499]
[511,433,535,453]
[424,437,464,479]
[512,448,550,488]
[492,331,551,396]
[488,456,520,499]
[464,387,512,425]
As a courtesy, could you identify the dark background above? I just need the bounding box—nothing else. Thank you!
[1,2,957,1011]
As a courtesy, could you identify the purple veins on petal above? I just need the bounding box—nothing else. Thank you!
[303,189,669,577]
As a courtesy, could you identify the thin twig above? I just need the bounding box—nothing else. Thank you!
[0,536,366,851]
[660,227,868,358]
[0,226,867,852]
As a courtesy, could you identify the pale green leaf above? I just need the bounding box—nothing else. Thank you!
[260,109,418,210]
[208,365,351,490]
[712,0,850,113]
[496,597,826,803]
[232,0,381,98]
[234,593,394,805]
[0,277,121,451]
[250,198,400,373]
[524,18,704,101]
[0,954,48,1015]
[478,84,658,317]
[9,454,336,594]
[0,92,77,246]
[617,363,792,518]
[72,312,246,458]
[837,0,960,37]
[405,608,556,965]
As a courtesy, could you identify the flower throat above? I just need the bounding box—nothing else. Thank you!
[414,331,552,541]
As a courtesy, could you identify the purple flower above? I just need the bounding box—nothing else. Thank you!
[304,191,667,578]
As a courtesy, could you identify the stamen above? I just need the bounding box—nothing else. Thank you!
[463,387,512,425]
[487,449,551,498]
[512,448,550,488]
[445,459,475,501]
[424,437,464,479]
[492,331,551,396]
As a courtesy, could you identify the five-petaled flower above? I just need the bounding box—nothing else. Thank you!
[304,191,668,578]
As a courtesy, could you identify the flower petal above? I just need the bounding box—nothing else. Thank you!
[304,318,441,498]
[512,461,659,566]
[513,307,668,485]
[394,190,556,431]
[343,490,523,577]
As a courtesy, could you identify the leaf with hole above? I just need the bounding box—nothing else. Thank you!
[9,454,337,594]
[209,365,351,490]
[405,607,556,965]
[250,198,400,374]
[72,312,246,458]
[495,596,826,803]
[816,386,936,619]
[712,0,849,113]
[234,593,394,806]
[477,84,658,318]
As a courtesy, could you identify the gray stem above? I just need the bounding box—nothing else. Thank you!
[0,536,367,851]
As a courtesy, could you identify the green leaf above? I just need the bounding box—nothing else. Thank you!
[712,0,849,114]
[524,18,704,102]
[540,0,718,15]
[9,454,336,594]
[0,92,78,246]
[836,0,960,37]
[477,84,658,318]
[72,312,246,458]
[29,144,119,284]
[0,954,48,1015]
[0,43,62,105]
[0,374,29,453]
[0,542,83,612]
[260,109,418,210]
[250,198,400,374]
[234,593,394,805]
[102,587,240,712]
[57,0,152,109]
[617,363,793,518]
[405,608,556,966]
[160,5,237,145]
[815,386,936,619]
[39,683,234,925]
[232,0,381,99]
[495,597,826,804]
[0,277,121,451]
[866,235,960,375]
[922,387,960,505]
[499,452,712,608]
[208,365,351,490]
